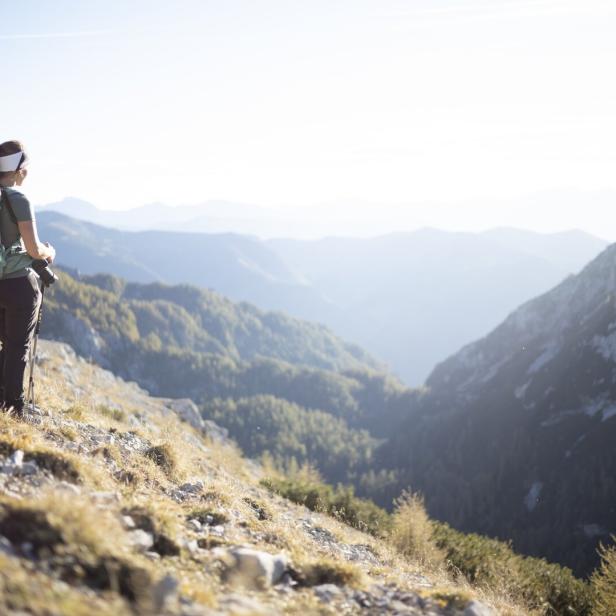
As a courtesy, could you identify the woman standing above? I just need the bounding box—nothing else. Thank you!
[0,140,56,417]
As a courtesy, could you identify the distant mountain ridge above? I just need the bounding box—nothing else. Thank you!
[37,211,336,325]
[269,228,608,383]
[37,197,299,237]
[45,268,381,377]
[373,242,616,576]
[37,205,608,385]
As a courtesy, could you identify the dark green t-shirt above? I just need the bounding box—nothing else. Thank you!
[0,187,34,279]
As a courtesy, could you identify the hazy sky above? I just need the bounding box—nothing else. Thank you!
[3,1,616,238]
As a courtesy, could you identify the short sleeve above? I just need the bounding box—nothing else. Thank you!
[6,189,34,222]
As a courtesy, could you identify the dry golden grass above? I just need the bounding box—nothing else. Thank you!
[0,415,108,488]
[0,342,533,615]
[591,539,616,616]
[295,557,366,588]
[0,553,129,616]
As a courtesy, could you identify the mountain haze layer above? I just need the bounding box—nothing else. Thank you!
[37,211,336,325]
[37,208,607,385]
[270,228,608,384]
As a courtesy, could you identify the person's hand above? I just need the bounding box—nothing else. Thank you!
[44,242,56,263]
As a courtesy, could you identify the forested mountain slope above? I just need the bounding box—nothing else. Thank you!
[41,270,403,487]
[374,243,616,576]
[44,269,379,375]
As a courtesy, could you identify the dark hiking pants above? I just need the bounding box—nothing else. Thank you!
[0,272,42,411]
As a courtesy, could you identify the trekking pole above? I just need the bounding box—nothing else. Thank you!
[27,283,45,414]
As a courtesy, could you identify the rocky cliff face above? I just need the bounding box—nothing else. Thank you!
[378,245,616,576]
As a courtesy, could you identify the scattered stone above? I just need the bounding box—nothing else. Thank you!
[0,456,39,477]
[122,515,136,529]
[151,574,179,612]
[0,536,15,556]
[21,461,40,476]
[10,450,24,467]
[243,497,269,521]
[179,480,205,494]
[128,529,155,552]
[187,518,202,532]
[183,539,200,555]
[222,547,288,589]
[144,551,161,561]
[202,419,229,444]
[166,399,204,431]
[463,600,496,616]
[170,480,205,501]
[314,583,344,602]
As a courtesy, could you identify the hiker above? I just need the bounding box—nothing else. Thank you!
[0,140,56,417]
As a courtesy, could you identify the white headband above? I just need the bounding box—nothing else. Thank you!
[0,151,24,172]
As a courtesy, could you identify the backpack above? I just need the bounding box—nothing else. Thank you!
[0,188,34,279]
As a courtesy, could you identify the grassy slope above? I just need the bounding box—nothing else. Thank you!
[0,340,525,616]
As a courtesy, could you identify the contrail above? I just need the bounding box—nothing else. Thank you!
[0,30,112,40]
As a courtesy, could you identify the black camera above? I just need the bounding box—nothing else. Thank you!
[31,259,58,287]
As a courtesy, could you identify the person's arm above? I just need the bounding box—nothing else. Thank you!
[17,220,56,262]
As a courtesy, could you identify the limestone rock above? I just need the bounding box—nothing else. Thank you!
[463,600,496,616]
[128,529,155,552]
[222,547,288,589]
[202,419,229,443]
[314,583,344,602]
[166,399,204,431]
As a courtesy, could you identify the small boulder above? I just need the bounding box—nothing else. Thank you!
[187,518,202,532]
[166,399,203,431]
[464,600,496,616]
[202,419,229,443]
[314,583,344,602]
[179,480,204,494]
[10,450,24,467]
[222,547,288,589]
[128,529,154,552]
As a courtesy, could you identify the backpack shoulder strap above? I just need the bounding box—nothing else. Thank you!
[0,188,18,225]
